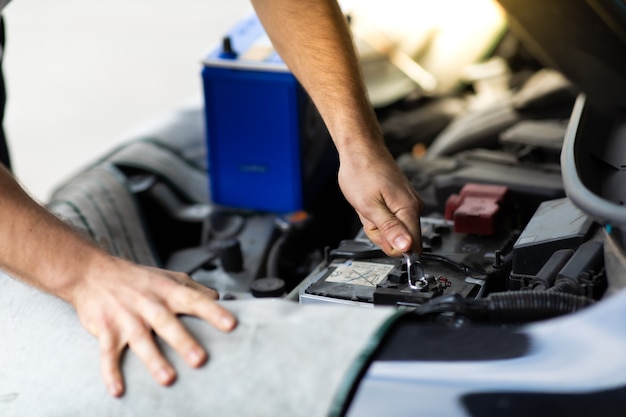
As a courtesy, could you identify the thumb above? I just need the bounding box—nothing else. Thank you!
[361,207,419,257]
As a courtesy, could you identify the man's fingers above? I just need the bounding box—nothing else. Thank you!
[360,203,420,256]
[167,283,237,332]
[140,299,208,369]
[126,321,177,386]
[137,279,236,372]
[393,202,423,255]
[146,269,236,331]
[86,268,237,396]
[99,332,126,397]
[362,218,409,256]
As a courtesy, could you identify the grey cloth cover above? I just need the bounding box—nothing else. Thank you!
[0,273,398,416]
[47,105,211,267]
[48,164,160,267]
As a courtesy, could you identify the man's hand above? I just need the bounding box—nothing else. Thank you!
[338,145,423,257]
[71,259,237,397]
[0,164,237,397]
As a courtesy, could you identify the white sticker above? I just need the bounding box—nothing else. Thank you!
[326,261,395,287]
[241,34,274,62]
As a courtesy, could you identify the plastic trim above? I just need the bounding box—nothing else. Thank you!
[561,94,626,227]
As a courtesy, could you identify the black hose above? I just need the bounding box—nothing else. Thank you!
[266,232,288,279]
[478,290,595,323]
[415,291,595,324]
[548,279,579,295]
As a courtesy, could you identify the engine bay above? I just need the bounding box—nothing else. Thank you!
[48,2,624,330]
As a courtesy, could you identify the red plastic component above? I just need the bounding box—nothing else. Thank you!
[444,183,509,235]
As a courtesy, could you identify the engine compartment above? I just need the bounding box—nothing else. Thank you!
[47,3,624,329]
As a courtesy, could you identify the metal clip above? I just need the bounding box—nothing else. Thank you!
[403,251,427,290]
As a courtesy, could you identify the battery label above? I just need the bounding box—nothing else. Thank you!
[240,34,274,62]
[326,261,395,287]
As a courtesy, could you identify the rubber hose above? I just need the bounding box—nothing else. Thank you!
[266,232,288,279]
[548,279,579,294]
[480,291,595,322]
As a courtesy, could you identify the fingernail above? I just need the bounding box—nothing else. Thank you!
[158,368,173,384]
[221,314,236,330]
[394,236,410,251]
[187,348,204,366]
[108,381,123,397]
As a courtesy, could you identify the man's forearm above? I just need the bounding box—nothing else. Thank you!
[250,0,384,154]
[250,0,424,256]
[0,164,107,303]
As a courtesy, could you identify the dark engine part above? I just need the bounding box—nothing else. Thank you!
[300,191,605,324]
[381,64,576,228]
[414,291,595,324]
[509,198,598,286]
[302,214,517,306]
[398,148,565,227]
[422,67,577,160]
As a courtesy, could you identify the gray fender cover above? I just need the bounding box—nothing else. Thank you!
[0,272,400,417]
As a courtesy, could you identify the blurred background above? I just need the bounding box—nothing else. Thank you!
[2,0,506,203]
[3,0,250,202]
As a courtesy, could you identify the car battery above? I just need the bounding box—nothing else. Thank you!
[299,217,516,307]
[201,13,335,213]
